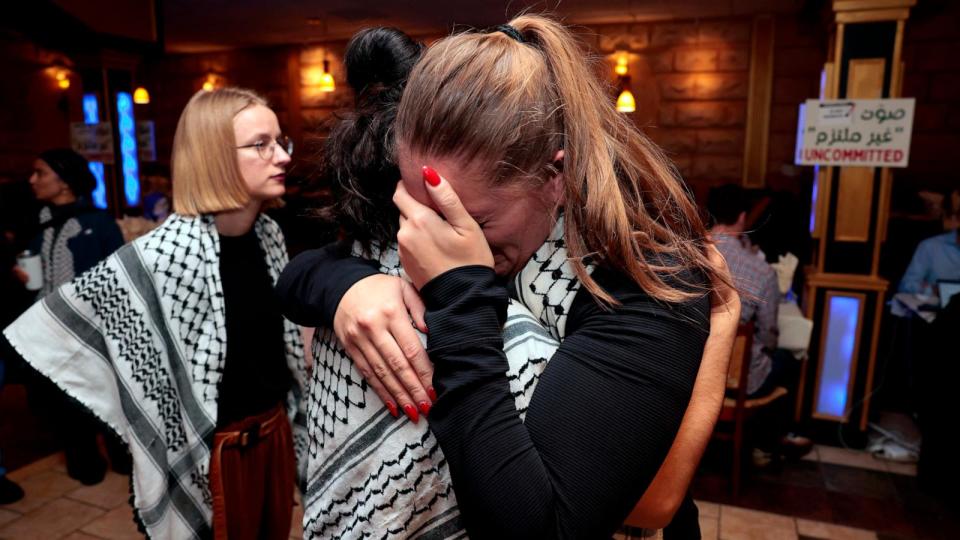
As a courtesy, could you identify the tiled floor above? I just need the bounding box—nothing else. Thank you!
[804,444,918,477]
[2,448,916,540]
[0,453,303,540]
[618,500,880,540]
[692,444,959,540]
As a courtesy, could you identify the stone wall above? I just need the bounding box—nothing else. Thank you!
[0,35,81,182]
[141,45,295,172]
[766,15,828,194]
[137,18,762,203]
[899,0,960,194]
[7,6,956,208]
[584,18,754,202]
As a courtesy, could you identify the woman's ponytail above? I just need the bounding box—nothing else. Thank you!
[314,27,423,252]
[513,15,716,303]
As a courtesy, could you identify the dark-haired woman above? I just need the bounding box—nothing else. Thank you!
[281,21,739,539]
[9,149,125,486]
[18,149,124,297]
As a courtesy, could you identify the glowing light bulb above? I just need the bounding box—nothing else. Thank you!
[615,55,629,76]
[133,87,150,104]
[319,60,335,92]
[55,69,70,89]
[616,89,636,113]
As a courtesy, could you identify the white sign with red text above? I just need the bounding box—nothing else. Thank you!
[70,122,115,164]
[796,98,915,168]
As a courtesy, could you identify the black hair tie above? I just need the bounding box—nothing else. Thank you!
[493,24,525,43]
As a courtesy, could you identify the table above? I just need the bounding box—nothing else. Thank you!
[778,301,813,357]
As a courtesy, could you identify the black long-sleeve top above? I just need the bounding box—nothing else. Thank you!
[217,230,291,427]
[276,246,710,538]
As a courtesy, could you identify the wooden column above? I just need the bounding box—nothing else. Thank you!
[286,46,303,150]
[798,0,914,435]
[742,15,775,188]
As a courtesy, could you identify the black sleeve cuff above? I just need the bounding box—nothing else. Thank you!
[421,265,508,354]
[275,241,380,327]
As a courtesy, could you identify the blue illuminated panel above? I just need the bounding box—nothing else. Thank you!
[116,92,140,206]
[810,167,819,234]
[815,295,861,418]
[809,68,827,235]
[794,102,807,166]
[83,93,107,209]
[88,162,106,209]
[82,94,98,123]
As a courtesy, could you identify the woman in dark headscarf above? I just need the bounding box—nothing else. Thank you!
[19,148,124,295]
[9,149,126,486]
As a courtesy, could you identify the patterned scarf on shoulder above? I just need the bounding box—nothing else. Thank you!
[4,213,308,539]
[301,217,593,539]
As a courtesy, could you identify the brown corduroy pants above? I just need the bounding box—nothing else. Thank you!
[209,403,295,540]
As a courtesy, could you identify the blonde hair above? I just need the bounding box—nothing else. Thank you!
[172,87,267,215]
[396,15,723,304]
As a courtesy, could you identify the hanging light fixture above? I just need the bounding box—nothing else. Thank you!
[319,59,335,92]
[133,86,151,104]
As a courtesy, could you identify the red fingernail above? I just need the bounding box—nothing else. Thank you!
[418,401,431,416]
[428,387,438,401]
[422,166,441,187]
[386,401,399,418]
[403,403,420,423]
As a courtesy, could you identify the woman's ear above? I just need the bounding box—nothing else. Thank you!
[546,149,565,206]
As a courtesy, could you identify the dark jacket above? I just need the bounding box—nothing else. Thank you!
[28,202,124,296]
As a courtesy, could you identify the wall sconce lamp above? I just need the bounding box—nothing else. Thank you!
[202,75,216,92]
[133,86,151,104]
[616,78,636,113]
[613,53,635,113]
[202,73,225,92]
[318,60,335,92]
[615,55,629,76]
[55,68,70,90]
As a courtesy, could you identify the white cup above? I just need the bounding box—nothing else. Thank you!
[16,251,43,291]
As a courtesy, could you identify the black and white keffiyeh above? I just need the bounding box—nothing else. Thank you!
[37,206,83,297]
[301,217,593,539]
[4,213,308,539]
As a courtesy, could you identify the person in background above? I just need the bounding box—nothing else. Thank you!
[899,188,960,296]
[0,178,34,504]
[14,149,124,295]
[707,183,811,459]
[141,163,172,223]
[0,230,25,502]
[4,88,308,538]
[940,187,959,231]
[6,149,126,486]
[0,356,24,504]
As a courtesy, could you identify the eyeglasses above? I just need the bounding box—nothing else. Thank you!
[236,135,294,160]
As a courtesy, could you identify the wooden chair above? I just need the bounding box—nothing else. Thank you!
[712,322,788,497]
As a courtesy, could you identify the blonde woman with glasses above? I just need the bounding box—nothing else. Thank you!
[5,87,308,540]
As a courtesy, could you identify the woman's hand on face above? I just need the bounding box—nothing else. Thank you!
[334,273,434,423]
[393,167,494,290]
